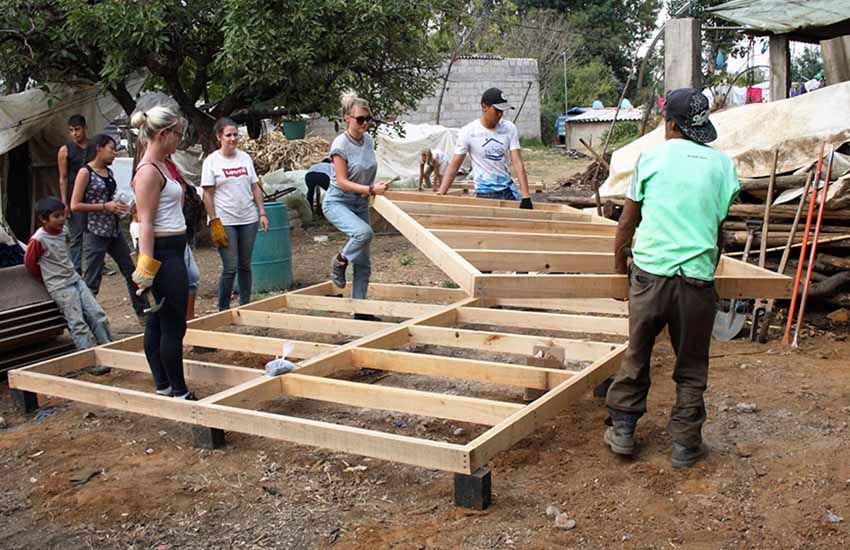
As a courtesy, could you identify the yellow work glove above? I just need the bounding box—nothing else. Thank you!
[132,253,161,292]
[210,218,229,249]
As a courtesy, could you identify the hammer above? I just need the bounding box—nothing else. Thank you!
[136,287,165,315]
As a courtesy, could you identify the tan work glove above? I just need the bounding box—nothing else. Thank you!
[132,253,162,293]
[210,218,229,249]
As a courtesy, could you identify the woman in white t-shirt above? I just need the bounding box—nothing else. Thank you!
[201,117,269,311]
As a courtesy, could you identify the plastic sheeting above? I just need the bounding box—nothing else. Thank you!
[707,0,849,36]
[600,81,850,197]
[375,123,469,187]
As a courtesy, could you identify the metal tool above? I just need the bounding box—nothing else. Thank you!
[136,287,165,315]
[262,186,297,202]
[750,149,779,341]
[713,220,759,341]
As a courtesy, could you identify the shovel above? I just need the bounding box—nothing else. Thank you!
[712,221,758,341]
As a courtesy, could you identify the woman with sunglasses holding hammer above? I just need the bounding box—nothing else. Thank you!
[323,91,390,318]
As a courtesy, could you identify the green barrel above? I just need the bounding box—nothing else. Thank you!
[282,120,306,140]
[249,202,293,293]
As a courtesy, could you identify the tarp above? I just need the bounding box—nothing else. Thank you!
[600,80,850,197]
[375,123,469,186]
[707,0,849,36]
[0,78,144,231]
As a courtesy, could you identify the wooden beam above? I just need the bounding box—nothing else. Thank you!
[373,197,480,293]
[406,325,618,362]
[284,293,442,318]
[475,272,792,300]
[457,250,615,273]
[433,230,613,253]
[233,310,393,336]
[9,369,472,473]
[394,201,593,222]
[385,191,568,212]
[413,213,617,235]
[184,329,334,359]
[467,344,627,470]
[19,347,97,377]
[488,298,629,316]
[456,307,628,336]
[95,348,261,386]
[279,373,523,426]
[365,283,468,303]
[351,348,573,390]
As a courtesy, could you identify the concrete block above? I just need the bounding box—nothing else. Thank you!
[11,389,38,414]
[454,467,492,509]
[192,426,226,449]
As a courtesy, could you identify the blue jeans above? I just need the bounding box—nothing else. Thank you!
[84,232,148,315]
[185,244,199,295]
[217,221,259,310]
[144,235,189,395]
[50,278,112,349]
[475,187,517,200]
[322,186,372,299]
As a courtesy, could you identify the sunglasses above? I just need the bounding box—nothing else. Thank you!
[353,115,372,125]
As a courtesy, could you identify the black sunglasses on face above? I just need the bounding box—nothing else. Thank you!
[354,115,372,125]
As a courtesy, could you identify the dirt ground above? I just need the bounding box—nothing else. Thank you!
[2,152,849,549]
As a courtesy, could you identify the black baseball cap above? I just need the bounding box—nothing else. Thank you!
[481,88,515,111]
[665,88,717,144]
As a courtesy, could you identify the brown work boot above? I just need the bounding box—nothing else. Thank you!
[671,442,708,468]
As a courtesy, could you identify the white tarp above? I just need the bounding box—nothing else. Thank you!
[0,78,144,229]
[375,123,469,186]
[601,81,850,197]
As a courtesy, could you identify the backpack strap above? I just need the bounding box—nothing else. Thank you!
[135,161,168,192]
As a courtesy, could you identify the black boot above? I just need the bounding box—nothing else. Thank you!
[671,442,708,468]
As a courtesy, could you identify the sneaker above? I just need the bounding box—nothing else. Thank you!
[155,386,172,397]
[353,313,382,322]
[671,442,708,468]
[331,255,348,289]
[604,422,636,456]
[174,391,198,401]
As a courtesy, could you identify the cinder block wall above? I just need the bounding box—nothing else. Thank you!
[401,57,542,139]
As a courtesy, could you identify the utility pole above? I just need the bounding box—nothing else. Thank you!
[562,51,568,116]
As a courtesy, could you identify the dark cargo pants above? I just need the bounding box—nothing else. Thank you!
[606,264,717,448]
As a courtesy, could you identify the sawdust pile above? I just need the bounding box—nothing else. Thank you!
[239,133,330,175]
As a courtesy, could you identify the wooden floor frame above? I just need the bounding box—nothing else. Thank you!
[378,192,792,299]
[9,282,628,475]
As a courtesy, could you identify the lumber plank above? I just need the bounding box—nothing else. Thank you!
[373,197,480,293]
[456,249,615,273]
[284,294,442,318]
[184,329,334,358]
[95,348,262,386]
[474,273,792,300]
[406,325,618,362]
[433,229,614,253]
[233,310,393,336]
[365,283,468,303]
[19,347,97,377]
[385,191,566,211]
[488,298,629,316]
[413,213,617,235]
[351,348,573,390]
[279,373,523,426]
[466,344,627,470]
[456,307,629,336]
[394,200,593,222]
[9,369,472,473]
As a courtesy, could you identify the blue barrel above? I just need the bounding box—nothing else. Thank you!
[248,202,293,293]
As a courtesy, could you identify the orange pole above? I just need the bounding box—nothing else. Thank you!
[783,143,825,345]
[792,146,835,348]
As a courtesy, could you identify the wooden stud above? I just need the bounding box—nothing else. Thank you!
[433,230,613,253]
[456,307,629,336]
[414,213,617,235]
[456,249,616,273]
[184,329,334,359]
[232,310,393,336]
[394,200,592,222]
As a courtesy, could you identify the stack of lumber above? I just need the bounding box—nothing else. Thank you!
[239,132,330,175]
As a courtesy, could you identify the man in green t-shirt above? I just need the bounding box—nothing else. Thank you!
[604,88,739,468]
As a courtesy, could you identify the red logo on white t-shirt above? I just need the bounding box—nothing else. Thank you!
[223,166,249,178]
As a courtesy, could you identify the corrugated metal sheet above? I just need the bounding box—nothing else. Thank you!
[707,0,848,35]
[566,108,643,124]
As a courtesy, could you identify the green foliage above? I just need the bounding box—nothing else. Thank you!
[601,120,640,150]
[399,255,416,266]
[791,46,823,82]
[0,0,459,147]
[439,280,460,289]
[519,136,546,149]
